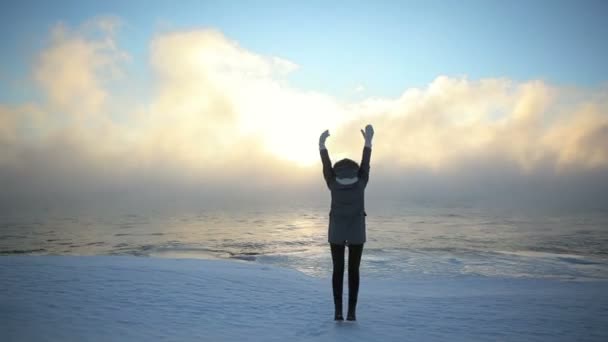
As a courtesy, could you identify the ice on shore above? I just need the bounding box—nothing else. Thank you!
[1,256,607,341]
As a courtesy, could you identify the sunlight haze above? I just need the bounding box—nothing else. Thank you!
[0,1,607,206]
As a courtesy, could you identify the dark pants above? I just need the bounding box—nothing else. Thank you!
[330,243,364,309]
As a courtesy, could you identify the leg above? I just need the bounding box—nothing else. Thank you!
[347,243,364,321]
[330,243,345,320]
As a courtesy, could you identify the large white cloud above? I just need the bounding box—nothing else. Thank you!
[1,18,607,204]
[334,78,608,172]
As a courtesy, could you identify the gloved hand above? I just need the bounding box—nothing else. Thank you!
[319,129,330,150]
[360,124,374,148]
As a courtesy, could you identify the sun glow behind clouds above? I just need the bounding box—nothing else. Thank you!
[1,18,608,201]
[234,83,348,166]
[152,29,349,166]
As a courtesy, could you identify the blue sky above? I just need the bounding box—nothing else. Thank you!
[1,1,608,203]
[1,0,607,103]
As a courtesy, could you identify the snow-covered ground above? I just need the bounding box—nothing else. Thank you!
[1,256,607,341]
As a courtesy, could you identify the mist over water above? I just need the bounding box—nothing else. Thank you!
[2,198,607,281]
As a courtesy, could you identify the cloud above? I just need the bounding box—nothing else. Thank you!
[333,77,608,173]
[143,28,346,167]
[1,19,607,206]
[34,17,127,118]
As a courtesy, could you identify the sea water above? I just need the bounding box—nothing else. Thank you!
[1,200,607,281]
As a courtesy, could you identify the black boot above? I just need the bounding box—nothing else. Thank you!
[334,299,344,321]
[346,299,357,321]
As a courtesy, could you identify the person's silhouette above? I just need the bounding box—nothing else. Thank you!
[319,124,373,321]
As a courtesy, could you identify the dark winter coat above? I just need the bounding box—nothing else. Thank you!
[320,146,371,245]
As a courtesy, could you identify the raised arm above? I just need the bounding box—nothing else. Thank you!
[359,124,374,185]
[319,129,334,186]
[321,149,334,185]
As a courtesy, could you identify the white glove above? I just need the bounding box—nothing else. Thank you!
[360,124,374,148]
[319,130,330,150]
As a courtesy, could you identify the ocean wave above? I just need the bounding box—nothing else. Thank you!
[1,248,46,255]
